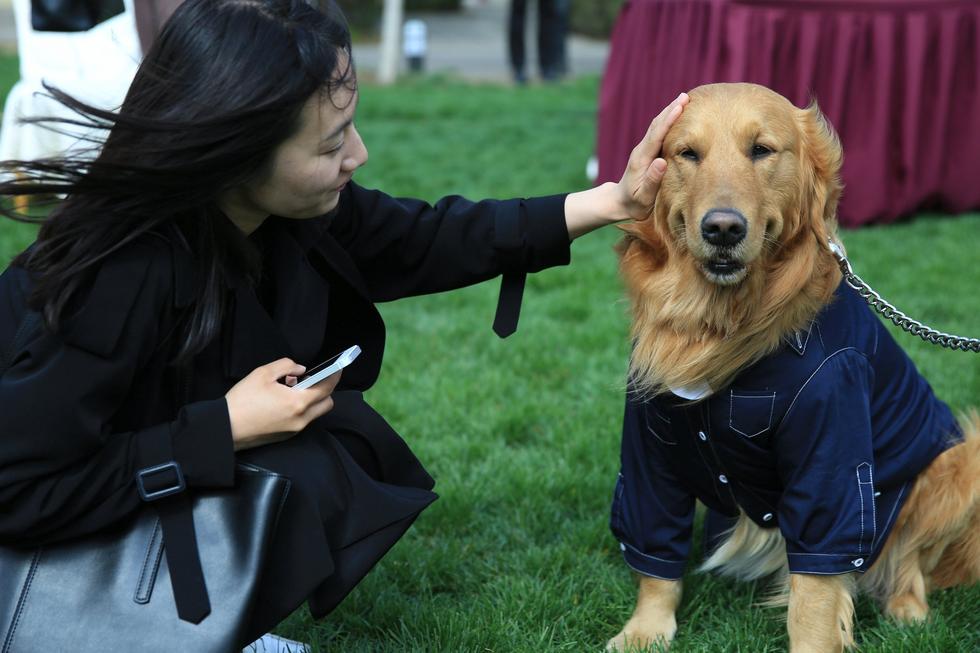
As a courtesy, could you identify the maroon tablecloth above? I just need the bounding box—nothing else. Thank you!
[596,0,980,226]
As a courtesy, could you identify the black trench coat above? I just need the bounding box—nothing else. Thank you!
[0,183,570,644]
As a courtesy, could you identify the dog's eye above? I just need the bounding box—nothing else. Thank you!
[679,149,700,162]
[751,144,774,160]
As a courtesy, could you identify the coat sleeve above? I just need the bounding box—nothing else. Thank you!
[773,349,878,575]
[611,392,696,580]
[326,183,572,301]
[0,245,236,547]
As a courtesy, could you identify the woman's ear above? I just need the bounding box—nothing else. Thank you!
[796,102,844,237]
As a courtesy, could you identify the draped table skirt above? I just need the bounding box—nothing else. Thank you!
[596,0,980,226]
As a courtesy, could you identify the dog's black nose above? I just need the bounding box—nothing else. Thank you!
[701,210,747,247]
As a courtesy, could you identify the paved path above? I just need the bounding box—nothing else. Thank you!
[354,0,609,82]
[0,0,609,83]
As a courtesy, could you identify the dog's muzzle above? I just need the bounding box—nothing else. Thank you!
[700,209,748,281]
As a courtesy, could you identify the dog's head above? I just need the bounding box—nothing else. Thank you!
[620,83,845,394]
[623,83,843,287]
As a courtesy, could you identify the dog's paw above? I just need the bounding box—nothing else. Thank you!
[885,594,929,623]
[605,617,676,652]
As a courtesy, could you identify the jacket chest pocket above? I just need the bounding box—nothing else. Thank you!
[728,390,776,439]
[644,402,677,445]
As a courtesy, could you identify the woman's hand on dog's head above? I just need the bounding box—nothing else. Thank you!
[563,93,688,241]
[619,92,689,221]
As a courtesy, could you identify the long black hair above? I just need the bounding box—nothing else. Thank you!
[0,0,355,361]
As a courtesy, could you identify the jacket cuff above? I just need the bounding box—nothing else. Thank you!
[787,552,869,575]
[522,194,571,271]
[171,398,236,488]
[620,540,687,580]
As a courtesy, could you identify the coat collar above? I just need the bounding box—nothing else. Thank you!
[169,211,358,303]
[167,212,385,388]
[220,217,331,378]
[783,322,814,356]
[290,214,374,300]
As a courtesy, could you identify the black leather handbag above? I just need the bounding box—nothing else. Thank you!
[0,313,292,652]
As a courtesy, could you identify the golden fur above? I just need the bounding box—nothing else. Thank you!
[609,83,980,651]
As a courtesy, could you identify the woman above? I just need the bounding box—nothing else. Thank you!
[0,0,686,648]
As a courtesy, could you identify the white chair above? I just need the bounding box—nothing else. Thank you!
[0,0,141,167]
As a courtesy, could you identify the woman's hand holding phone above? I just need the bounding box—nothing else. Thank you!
[225,357,341,452]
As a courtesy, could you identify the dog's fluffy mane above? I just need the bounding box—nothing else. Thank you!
[620,102,845,397]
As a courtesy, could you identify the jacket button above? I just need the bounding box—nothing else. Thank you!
[718,474,728,484]
[852,558,864,567]
[698,431,707,441]
[762,513,773,522]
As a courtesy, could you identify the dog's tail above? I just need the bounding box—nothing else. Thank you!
[699,512,787,582]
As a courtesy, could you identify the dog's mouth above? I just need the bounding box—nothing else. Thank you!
[701,256,746,284]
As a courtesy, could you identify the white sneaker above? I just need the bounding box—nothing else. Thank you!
[242,632,311,653]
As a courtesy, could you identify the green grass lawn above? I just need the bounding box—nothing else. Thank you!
[2,57,978,652]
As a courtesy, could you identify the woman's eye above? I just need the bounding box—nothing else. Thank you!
[323,143,344,156]
[679,149,700,162]
[751,144,773,159]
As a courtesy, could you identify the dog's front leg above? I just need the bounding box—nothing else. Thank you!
[607,575,682,651]
[787,573,855,653]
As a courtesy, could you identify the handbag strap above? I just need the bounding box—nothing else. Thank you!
[150,361,212,624]
[132,356,211,623]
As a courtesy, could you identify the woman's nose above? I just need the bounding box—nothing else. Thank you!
[342,127,368,171]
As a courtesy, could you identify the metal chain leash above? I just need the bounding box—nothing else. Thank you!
[827,241,980,353]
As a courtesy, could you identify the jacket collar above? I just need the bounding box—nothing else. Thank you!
[292,214,374,300]
[220,217,332,378]
[783,322,814,356]
[168,213,384,386]
[170,212,361,303]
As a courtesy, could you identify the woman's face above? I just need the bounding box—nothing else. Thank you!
[221,83,368,233]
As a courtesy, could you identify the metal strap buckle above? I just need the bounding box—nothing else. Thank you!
[136,462,186,501]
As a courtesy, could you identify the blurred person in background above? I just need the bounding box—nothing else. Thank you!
[508,0,569,83]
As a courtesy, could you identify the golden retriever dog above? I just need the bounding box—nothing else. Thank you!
[607,83,979,652]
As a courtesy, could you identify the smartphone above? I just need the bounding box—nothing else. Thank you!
[292,345,361,390]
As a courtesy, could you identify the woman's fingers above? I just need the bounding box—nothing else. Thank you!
[290,370,341,422]
[293,370,341,398]
[225,360,340,450]
[629,93,688,172]
[619,92,690,216]
[646,93,689,147]
[305,395,336,422]
[265,357,306,381]
[632,157,669,210]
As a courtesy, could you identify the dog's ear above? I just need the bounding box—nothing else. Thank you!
[615,222,640,257]
[616,220,668,269]
[796,102,843,240]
